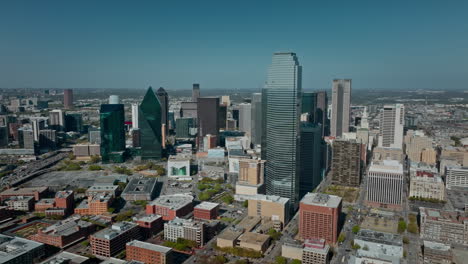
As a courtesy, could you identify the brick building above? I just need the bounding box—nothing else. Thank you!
[194,202,220,220]
[420,207,468,245]
[74,194,113,215]
[90,222,141,257]
[134,214,163,239]
[0,187,48,201]
[126,240,172,264]
[146,195,193,221]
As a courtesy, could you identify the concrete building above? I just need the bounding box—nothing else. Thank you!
[379,104,405,149]
[409,171,445,201]
[122,178,158,201]
[366,160,404,210]
[18,128,34,149]
[0,235,45,264]
[180,102,198,119]
[146,195,193,221]
[238,103,252,138]
[73,144,101,158]
[330,79,351,137]
[216,228,243,248]
[90,222,141,257]
[247,195,290,226]
[423,240,452,264]
[126,240,172,264]
[235,159,265,196]
[331,139,361,187]
[86,185,119,197]
[4,196,34,211]
[251,93,262,146]
[164,218,205,246]
[194,202,220,220]
[405,131,433,163]
[440,147,468,166]
[299,193,342,244]
[167,155,191,178]
[197,97,220,143]
[48,109,65,131]
[353,229,403,263]
[39,129,57,150]
[238,232,271,253]
[131,103,139,129]
[192,83,200,102]
[373,147,405,162]
[420,207,468,245]
[421,148,437,165]
[63,89,73,109]
[40,251,90,264]
[446,166,468,190]
[31,216,95,248]
[302,239,330,264]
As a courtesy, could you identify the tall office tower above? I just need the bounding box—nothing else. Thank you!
[331,79,351,137]
[156,87,169,134]
[262,52,302,206]
[218,104,227,130]
[379,104,405,149]
[301,92,317,123]
[176,118,196,139]
[39,129,57,150]
[65,113,83,132]
[316,91,328,136]
[131,103,139,129]
[299,123,323,199]
[192,83,200,102]
[31,118,46,142]
[109,95,120,104]
[180,102,198,119]
[63,89,73,109]
[238,103,252,138]
[100,104,125,163]
[232,107,240,128]
[331,139,361,187]
[251,93,262,146]
[19,128,34,149]
[366,160,404,210]
[139,87,162,160]
[299,193,342,244]
[49,109,65,131]
[197,97,220,145]
[360,107,369,129]
[0,126,8,147]
[221,96,231,106]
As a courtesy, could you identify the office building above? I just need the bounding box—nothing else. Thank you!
[31,118,46,142]
[301,239,330,264]
[404,130,433,163]
[131,103,139,129]
[164,218,205,246]
[0,234,45,264]
[63,89,73,109]
[121,178,159,201]
[331,79,351,137]
[192,83,200,102]
[19,128,35,149]
[316,91,328,136]
[65,113,83,132]
[167,155,190,178]
[134,215,163,239]
[90,222,141,257]
[300,123,323,198]
[331,139,361,187]
[238,103,252,138]
[74,194,113,215]
[301,92,317,123]
[238,159,265,185]
[238,232,271,253]
[251,93,262,145]
[445,166,468,190]
[409,171,445,201]
[180,102,198,119]
[49,109,65,131]
[0,126,8,147]
[100,104,125,163]
[109,95,120,104]
[423,241,452,264]
[299,193,342,244]
[139,87,162,160]
[157,87,169,134]
[175,117,195,139]
[218,104,227,130]
[126,240,172,264]
[39,129,57,150]
[366,160,404,210]
[0,186,48,201]
[420,207,468,245]
[262,52,302,206]
[194,202,220,220]
[197,97,220,144]
[247,194,290,225]
[379,104,405,149]
[146,194,193,220]
[4,196,35,211]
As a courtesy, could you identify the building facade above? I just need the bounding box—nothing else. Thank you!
[379,104,405,149]
[139,87,162,160]
[100,104,125,163]
[331,139,361,187]
[126,240,172,264]
[366,160,404,210]
[330,79,351,138]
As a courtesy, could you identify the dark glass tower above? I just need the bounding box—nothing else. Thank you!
[251,93,262,146]
[299,122,323,199]
[262,52,302,207]
[301,92,318,123]
[100,104,125,163]
[139,87,162,160]
[316,91,329,136]
[156,87,169,134]
[197,97,220,144]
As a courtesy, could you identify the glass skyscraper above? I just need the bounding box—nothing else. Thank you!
[262,52,302,206]
[301,92,318,123]
[300,122,323,199]
[250,93,262,146]
[100,104,125,163]
[139,86,162,160]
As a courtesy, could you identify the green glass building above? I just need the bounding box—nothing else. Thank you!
[176,117,195,139]
[100,104,125,163]
[139,87,162,160]
[299,122,324,199]
[301,92,318,123]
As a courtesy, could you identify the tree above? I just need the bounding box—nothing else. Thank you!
[403,236,409,244]
[398,220,407,233]
[291,259,302,264]
[89,155,101,164]
[352,225,360,234]
[275,256,287,264]
[337,233,346,243]
[243,200,249,208]
[222,195,234,204]
[268,228,281,240]
[352,243,361,250]
[88,165,103,171]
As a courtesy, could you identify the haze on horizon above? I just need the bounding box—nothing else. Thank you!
[1,0,467,90]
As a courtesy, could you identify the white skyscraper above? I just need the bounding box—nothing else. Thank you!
[49,109,65,131]
[238,103,252,138]
[331,79,351,138]
[360,107,369,129]
[379,104,405,149]
[131,103,139,129]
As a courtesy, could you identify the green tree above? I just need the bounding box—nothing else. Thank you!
[222,195,234,204]
[398,220,407,233]
[275,256,287,264]
[88,165,103,171]
[337,233,346,243]
[243,200,249,208]
[291,260,302,264]
[268,228,282,240]
[89,155,101,164]
[352,225,360,234]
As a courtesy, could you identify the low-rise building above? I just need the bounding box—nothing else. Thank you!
[446,166,468,190]
[354,229,403,262]
[238,232,271,253]
[0,187,48,201]
[420,207,468,245]
[121,178,158,201]
[0,234,45,264]
[302,239,330,264]
[126,240,172,264]
[35,191,75,216]
[423,240,452,264]
[167,154,191,178]
[4,196,34,211]
[194,202,219,220]
[146,195,193,221]
[74,194,113,215]
[409,170,445,201]
[40,251,90,264]
[90,222,141,257]
[247,195,290,226]
[133,215,163,239]
[216,228,243,248]
[164,218,205,246]
[85,185,119,197]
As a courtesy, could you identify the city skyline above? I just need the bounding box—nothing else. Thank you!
[1,1,467,90]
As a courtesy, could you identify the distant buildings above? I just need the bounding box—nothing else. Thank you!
[175,117,195,139]
[379,104,405,149]
[420,207,468,245]
[63,89,73,109]
[131,103,139,129]
[366,160,404,210]
[146,195,193,221]
[90,222,141,257]
[250,93,262,146]
[300,122,323,197]
[156,87,169,135]
[299,193,342,244]
[197,97,220,145]
[192,83,200,102]
[237,103,252,138]
[262,52,302,206]
[167,155,191,178]
[405,130,434,163]
[49,109,65,131]
[126,240,172,264]
[139,87,162,160]
[100,103,125,163]
[330,79,351,137]
[331,139,361,187]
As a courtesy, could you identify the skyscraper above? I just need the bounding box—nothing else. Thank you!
[139,87,162,160]
[156,87,169,134]
[262,52,302,206]
[63,89,73,109]
[197,97,220,146]
[192,83,200,102]
[49,109,65,131]
[251,93,262,146]
[331,139,361,187]
[300,123,323,198]
[100,104,125,163]
[131,103,139,129]
[379,104,405,149]
[331,79,351,138]
[238,103,252,138]
[316,91,328,136]
[301,92,317,123]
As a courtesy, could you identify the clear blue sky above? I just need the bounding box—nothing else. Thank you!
[1,0,467,90]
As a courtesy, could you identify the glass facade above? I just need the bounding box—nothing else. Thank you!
[176,117,195,139]
[250,93,262,146]
[262,52,302,206]
[301,92,317,123]
[100,104,125,163]
[299,122,323,199]
[139,87,162,160]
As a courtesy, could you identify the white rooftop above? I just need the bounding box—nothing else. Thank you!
[195,202,220,210]
[369,160,404,174]
[300,193,342,208]
[248,194,289,205]
[126,240,172,253]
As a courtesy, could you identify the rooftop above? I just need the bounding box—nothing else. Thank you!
[420,207,467,223]
[217,228,243,241]
[423,240,451,252]
[86,185,118,193]
[195,202,220,210]
[39,216,93,237]
[41,251,89,264]
[126,240,172,253]
[92,221,138,240]
[237,216,261,232]
[238,232,270,244]
[0,234,44,263]
[0,186,48,196]
[122,178,158,195]
[369,160,404,174]
[300,193,342,208]
[55,190,73,199]
[355,229,402,247]
[149,194,193,210]
[133,214,162,223]
[248,194,289,205]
